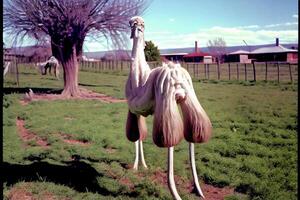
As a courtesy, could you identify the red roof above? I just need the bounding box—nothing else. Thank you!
[183,52,211,58]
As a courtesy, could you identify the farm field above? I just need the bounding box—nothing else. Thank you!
[3,65,298,200]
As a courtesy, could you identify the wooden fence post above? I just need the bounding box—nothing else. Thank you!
[228,63,231,80]
[277,62,280,83]
[252,62,256,82]
[217,62,220,80]
[15,61,19,87]
[265,62,268,81]
[288,63,293,82]
[207,64,210,79]
[237,63,239,80]
[193,63,196,78]
[244,63,247,81]
[204,64,207,79]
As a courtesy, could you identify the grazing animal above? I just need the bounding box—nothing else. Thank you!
[125,16,212,200]
[36,56,60,79]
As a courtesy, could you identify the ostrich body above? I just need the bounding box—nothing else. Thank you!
[125,16,212,199]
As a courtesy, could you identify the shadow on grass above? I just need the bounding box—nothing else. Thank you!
[79,83,116,88]
[2,160,111,195]
[3,87,63,95]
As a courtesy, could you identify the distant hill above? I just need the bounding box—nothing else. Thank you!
[84,43,298,59]
[7,43,297,60]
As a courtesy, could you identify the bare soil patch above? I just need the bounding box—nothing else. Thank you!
[59,132,91,146]
[20,87,126,105]
[8,186,64,200]
[16,118,49,148]
[8,187,33,200]
[119,177,135,190]
[150,170,234,200]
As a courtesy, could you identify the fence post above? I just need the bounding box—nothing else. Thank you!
[193,63,196,78]
[252,62,256,82]
[204,64,207,79]
[265,62,268,81]
[228,63,231,80]
[277,62,280,83]
[217,62,220,80]
[288,63,293,82]
[244,63,247,81]
[237,63,239,80]
[15,61,19,87]
[207,63,210,79]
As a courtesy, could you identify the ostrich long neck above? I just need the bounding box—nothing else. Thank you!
[130,34,151,89]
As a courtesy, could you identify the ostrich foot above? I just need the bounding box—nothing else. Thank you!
[168,147,182,200]
[189,142,205,199]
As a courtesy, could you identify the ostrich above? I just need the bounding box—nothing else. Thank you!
[36,56,60,79]
[125,16,212,200]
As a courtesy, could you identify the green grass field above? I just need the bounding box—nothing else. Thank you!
[3,65,297,200]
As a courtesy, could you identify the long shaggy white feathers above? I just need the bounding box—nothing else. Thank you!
[152,66,184,147]
[127,61,212,147]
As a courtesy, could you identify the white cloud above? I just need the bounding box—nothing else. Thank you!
[293,14,298,19]
[265,21,298,28]
[168,18,175,22]
[144,25,298,49]
[235,25,260,29]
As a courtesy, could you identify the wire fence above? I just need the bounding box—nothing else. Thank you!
[79,60,298,83]
[4,59,298,86]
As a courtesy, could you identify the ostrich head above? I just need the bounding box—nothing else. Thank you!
[129,16,145,39]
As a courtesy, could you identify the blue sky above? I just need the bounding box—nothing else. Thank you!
[4,0,298,51]
[85,0,298,51]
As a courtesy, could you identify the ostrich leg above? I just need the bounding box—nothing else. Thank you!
[133,141,139,170]
[189,142,205,199]
[168,147,182,200]
[139,140,148,168]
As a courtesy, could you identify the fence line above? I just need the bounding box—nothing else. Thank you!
[78,60,298,82]
[11,59,298,83]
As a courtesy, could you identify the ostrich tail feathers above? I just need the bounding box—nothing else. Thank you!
[153,69,184,147]
[180,92,212,143]
[126,111,148,142]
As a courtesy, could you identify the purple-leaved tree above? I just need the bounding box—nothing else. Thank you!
[4,0,149,97]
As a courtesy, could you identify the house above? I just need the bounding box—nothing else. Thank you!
[161,41,215,63]
[226,50,252,63]
[250,38,297,63]
[160,52,188,62]
[226,38,298,63]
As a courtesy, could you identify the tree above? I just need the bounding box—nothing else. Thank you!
[144,41,160,62]
[4,0,149,97]
[207,37,227,63]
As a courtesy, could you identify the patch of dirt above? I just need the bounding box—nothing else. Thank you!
[59,132,91,146]
[8,187,33,200]
[119,177,135,190]
[8,187,62,200]
[20,87,126,105]
[16,118,49,148]
[150,170,235,200]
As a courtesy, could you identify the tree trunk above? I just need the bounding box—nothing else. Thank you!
[61,46,79,97]
[51,39,80,97]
